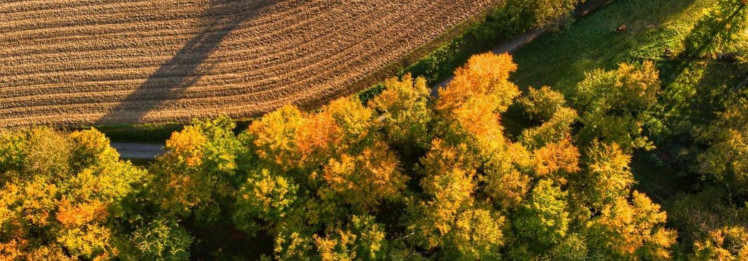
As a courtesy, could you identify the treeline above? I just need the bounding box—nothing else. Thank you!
[2,1,747,259]
[1,51,746,260]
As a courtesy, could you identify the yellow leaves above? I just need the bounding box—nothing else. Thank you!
[488,169,531,209]
[325,97,375,144]
[250,105,306,166]
[249,97,376,171]
[693,226,748,260]
[447,208,505,260]
[323,154,356,188]
[588,191,676,259]
[166,126,208,167]
[438,52,520,114]
[615,61,660,108]
[371,74,430,109]
[22,127,71,178]
[582,141,636,207]
[56,223,113,259]
[697,95,748,194]
[274,230,314,261]
[369,74,432,148]
[235,168,298,225]
[70,128,120,164]
[17,177,58,227]
[314,231,356,261]
[321,141,406,209]
[312,215,386,261]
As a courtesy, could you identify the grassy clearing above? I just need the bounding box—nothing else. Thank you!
[511,0,716,91]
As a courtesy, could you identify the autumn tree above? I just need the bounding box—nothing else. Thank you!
[0,128,149,260]
[573,61,661,151]
[368,74,433,151]
[586,192,677,260]
[692,226,748,260]
[573,141,636,209]
[150,117,247,224]
[518,86,578,148]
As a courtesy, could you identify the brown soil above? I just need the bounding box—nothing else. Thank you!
[0,0,499,127]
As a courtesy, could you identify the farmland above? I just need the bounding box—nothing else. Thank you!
[0,0,498,127]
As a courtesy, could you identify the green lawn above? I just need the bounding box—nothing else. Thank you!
[511,0,717,92]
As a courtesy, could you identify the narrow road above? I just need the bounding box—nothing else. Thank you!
[431,0,615,95]
[111,0,614,160]
[111,142,163,160]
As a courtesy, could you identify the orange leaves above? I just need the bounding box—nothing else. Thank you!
[532,138,580,181]
[55,198,107,228]
[435,53,520,156]
[249,98,376,171]
[295,110,341,160]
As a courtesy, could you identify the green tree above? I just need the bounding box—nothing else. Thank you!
[514,179,571,248]
[696,93,748,196]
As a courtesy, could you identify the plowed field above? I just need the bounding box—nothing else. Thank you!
[0,0,499,127]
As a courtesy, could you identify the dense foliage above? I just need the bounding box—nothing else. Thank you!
[1,1,747,259]
[0,53,689,260]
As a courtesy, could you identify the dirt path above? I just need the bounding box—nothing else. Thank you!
[431,0,615,96]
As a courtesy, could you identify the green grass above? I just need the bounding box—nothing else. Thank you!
[510,0,717,92]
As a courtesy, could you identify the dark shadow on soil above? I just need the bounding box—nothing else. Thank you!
[97,0,277,125]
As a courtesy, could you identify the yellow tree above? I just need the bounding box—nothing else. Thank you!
[368,74,433,150]
[0,128,147,260]
[692,226,748,260]
[151,117,243,223]
[575,141,636,209]
[586,191,677,260]
[573,61,661,151]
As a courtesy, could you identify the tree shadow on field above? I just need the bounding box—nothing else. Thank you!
[97,0,277,125]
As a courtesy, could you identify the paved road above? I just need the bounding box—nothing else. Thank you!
[111,142,163,160]
[111,0,614,160]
